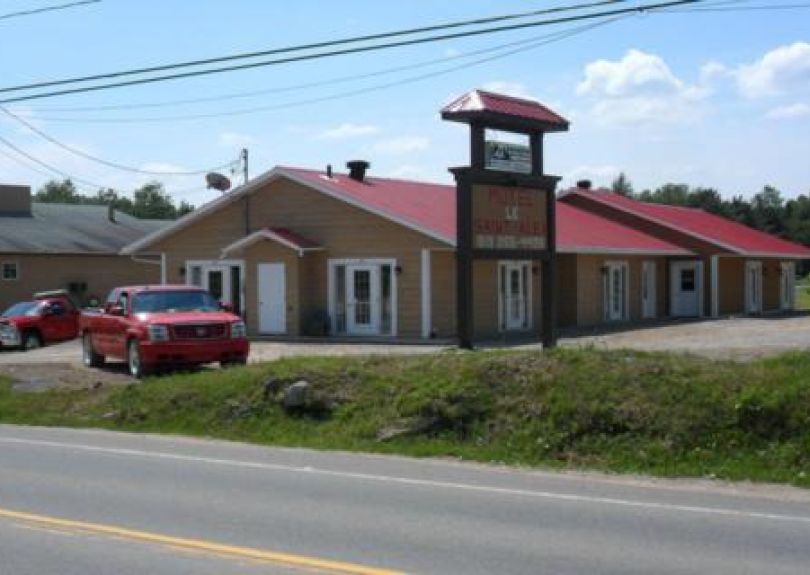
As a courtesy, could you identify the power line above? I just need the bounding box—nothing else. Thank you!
[0,134,107,189]
[667,2,810,11]
[27,32,575,114]
[31,17,627,124]
[0,106,240,175]
[0,0,703,104]
[0,0,100,22]
[0,0,626,95]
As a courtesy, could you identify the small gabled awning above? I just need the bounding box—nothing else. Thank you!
[221,227,323,258]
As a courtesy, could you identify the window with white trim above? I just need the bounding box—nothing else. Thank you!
[1,262,18,281]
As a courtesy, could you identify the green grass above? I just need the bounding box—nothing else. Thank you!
[1,348,809,487]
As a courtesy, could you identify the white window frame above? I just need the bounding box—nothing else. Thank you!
[1,260,19,282]
[780,261,796,311]
[327,258,398,337]
[744,260,763,315]
[641,260,657,320]
[497,260,533,332]
[603,260,630,322]
[185,259,245,312]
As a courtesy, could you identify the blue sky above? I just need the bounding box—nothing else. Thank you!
[1,0,808,206]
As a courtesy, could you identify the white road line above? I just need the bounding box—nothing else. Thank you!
[2,435,810,526]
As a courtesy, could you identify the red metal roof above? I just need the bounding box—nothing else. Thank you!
[565,189,810,258]
[441,89,569,130]
[267,227,321,250]
[281,167,691,255]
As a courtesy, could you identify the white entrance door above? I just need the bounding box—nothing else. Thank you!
[745,261,763,314]
[781,262,796,311]
[257,263,286,334]
[347,265,381,335]
[641,261,657,319]
[670,261,702,317]
[604,262,629,322]
[188,261,243,314]
[499,261,531,331]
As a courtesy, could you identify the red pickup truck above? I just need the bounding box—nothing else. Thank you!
[80,285,249,378]
[0,291,80,350]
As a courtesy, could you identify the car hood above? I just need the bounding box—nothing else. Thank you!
[134,311,241,325]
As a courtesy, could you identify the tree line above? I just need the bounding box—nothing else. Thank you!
[35,179,194,220]
[610,173,810,248]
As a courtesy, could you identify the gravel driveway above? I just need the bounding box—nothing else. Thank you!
[2,315,809,388]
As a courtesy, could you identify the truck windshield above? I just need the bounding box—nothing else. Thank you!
[1,301,41,318]
[131,291,220,314]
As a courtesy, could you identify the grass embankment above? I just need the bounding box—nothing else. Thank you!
[1,348,809,487]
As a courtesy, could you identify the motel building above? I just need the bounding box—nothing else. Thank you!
[121,90,810,342]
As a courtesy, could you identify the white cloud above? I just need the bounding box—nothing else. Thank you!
[736,42,810,98]
[315,123,380,140]
[576,49,709,127]
[481,81,534,99]
[577,50,684,98]
[444,47,461,58]
[765,103,810,120]
[218,131,255,148]
[373,136,430,155]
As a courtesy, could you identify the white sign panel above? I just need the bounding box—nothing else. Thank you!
[485,141,531,173]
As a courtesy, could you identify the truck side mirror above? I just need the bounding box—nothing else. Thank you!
[219,302,234,313]
[109,305,126,317]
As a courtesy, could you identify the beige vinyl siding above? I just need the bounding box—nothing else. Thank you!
[558,254,578,327]
[430,250,456,339]
[150,177,449,338]
[0,253,160,312]
[574,255,668,327]
[718,257,745,315]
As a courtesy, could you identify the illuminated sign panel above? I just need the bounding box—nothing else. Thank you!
[472,185,547,250]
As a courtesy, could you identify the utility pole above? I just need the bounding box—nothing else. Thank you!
[242,148,250,235]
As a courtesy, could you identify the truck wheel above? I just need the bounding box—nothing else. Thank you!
[22,331,42,351]
[127,339,150,379]
[82,333,105,367]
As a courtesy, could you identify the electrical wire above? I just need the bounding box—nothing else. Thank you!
[0,0,704,104]
[0,0,100,22]
[0,134,108,189]
[0,0,626,95]
[0,106,241,175]
[27,32,587,114]
[29,16,628,124]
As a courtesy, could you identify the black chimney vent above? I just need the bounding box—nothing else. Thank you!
[326,164,333,178]
[346,160,370,182]
[576,179,592,190]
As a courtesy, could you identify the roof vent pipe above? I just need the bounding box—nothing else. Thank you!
[346,160,370,182]
[326,164,333,178]
[107,204,116,223]
[576,179,592,190]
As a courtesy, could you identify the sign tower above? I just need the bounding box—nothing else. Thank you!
[442,89,569,349]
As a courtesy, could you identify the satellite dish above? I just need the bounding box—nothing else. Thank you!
[206,172,232,192]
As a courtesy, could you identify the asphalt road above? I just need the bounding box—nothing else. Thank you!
[1,426,809,574]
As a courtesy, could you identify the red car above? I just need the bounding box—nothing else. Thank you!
[79,285,249,378]
[0,292,80,351]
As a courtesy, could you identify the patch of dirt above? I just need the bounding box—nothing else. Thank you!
[0,363,134,392]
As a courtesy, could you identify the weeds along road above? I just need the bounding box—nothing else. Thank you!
[1,424,809,575]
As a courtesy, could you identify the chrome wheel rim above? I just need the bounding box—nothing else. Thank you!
[128,342,140,377]
[24,334,41,350]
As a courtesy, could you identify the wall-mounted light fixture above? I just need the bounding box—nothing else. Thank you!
[395,265,403,275]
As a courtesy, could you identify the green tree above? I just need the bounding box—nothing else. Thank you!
[686,187,725,215]
[131,182,182,220]
[35,179,82,203]
[611,172,634,197]
[750,185,785,235]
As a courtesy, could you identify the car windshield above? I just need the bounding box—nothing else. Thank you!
[1,301,41,318]
[131,291,220,314]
